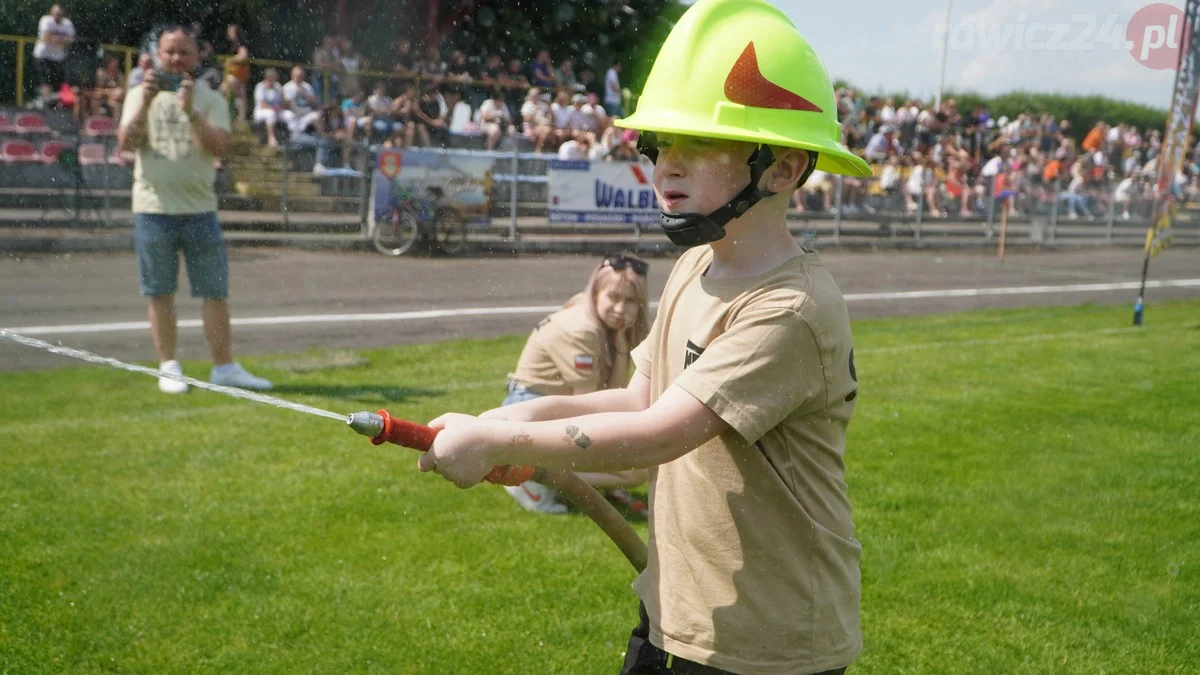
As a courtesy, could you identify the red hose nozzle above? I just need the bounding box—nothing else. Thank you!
[347,410,648,572]
[347,409,536,486]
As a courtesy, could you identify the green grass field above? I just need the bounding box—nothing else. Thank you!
[2,301,1198,674]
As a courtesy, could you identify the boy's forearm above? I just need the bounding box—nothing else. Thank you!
[509,388,642,421]
[574,469,647,489]
[487,411,682,473]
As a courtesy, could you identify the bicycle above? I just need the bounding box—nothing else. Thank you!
[373,184,469,257]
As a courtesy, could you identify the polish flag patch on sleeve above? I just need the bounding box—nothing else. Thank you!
[574,355,594,371]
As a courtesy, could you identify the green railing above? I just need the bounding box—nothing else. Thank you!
[1,33,137,106]
[0,33,590,109]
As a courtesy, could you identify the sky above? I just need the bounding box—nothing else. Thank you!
[693,0,1188,110]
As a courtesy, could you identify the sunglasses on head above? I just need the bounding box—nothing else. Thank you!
[602,254,649,276]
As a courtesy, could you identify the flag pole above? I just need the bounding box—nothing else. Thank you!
[1136,0,1200,325]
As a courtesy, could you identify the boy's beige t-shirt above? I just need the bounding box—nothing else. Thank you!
[509,303,629,395]
[120,81,230,214]
[630,246,861,675]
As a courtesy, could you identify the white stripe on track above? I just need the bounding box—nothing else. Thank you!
[5,305,566,336]
[5,279,1199,336]
[841,278,1200,301]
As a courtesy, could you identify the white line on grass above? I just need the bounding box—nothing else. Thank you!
[2,321,1190,437]
[5,279,1200,336]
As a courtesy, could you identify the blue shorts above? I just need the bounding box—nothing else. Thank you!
[134,212,229,299]
[502,380,544,407]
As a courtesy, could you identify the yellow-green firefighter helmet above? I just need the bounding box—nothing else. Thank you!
[615,0,871,178]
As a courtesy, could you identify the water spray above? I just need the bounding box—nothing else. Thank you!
[1,329,647,572]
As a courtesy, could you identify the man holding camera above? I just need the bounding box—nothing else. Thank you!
[118,26,271,394]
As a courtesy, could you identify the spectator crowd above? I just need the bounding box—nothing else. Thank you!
[240,35,637,166]
[803,88,1189,221]
[20,5,1200,213]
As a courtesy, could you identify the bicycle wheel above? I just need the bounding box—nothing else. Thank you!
[373,207,420,256]
[432,207,468,256]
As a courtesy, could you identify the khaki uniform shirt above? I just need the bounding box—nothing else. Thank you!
[630,246,862,674]
[510,303,630,394]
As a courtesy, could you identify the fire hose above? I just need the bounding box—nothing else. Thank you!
[347,409,648,573]
[0,330,648,574]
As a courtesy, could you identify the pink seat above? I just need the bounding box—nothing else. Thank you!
[78,142,109,166]
[39,140,70,164]
[0,112,12,133]
[83,115,118,137]
[12,112,51,135]
[1,139,41,163]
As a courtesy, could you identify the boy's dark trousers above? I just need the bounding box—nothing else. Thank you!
[620,603,848,675]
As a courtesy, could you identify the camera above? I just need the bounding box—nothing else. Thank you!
[156,70,183,92]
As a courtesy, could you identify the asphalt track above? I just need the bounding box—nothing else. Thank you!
[1,247,1197,372]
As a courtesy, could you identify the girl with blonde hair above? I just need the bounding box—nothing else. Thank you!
[490,253,652,514]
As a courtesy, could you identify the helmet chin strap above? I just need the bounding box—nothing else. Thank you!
[640,136,820,248]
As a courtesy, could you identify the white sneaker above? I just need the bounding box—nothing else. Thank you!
[210,362,272,390]
[158,360,189,394]
[504,481,568,514]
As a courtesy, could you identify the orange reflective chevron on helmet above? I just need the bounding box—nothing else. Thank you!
[724,43,822,113]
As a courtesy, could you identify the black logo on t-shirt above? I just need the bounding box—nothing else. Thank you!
[845,348,858,402]
[684,340,705,369]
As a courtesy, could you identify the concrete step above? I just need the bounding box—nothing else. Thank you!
[258,196,362,214]
[226,156,285,170]
[226,143,284,158]
[229,165,285,177]
[235,180,322,198]
[216,193,361,215]
[233,172,319,187]
[231,170,287,185]
[230,167,288,183]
